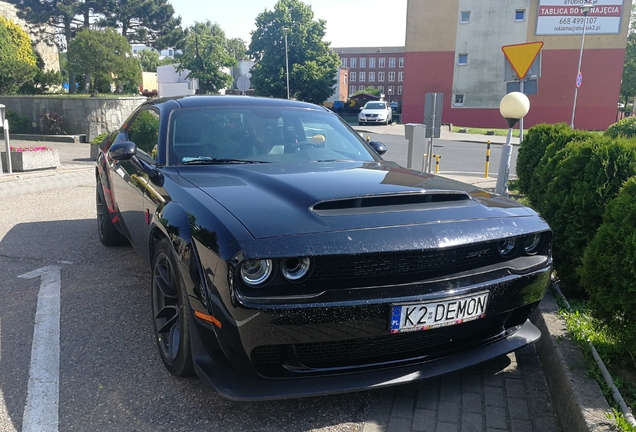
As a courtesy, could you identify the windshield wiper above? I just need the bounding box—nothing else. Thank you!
[181,157,266,164]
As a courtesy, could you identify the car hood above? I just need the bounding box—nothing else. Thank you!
[178,162,534,239]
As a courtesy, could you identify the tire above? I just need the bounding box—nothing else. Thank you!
[96,181,128,246]
[151,238,195,377]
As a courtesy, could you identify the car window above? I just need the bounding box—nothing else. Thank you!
[127,109,160,160]
[167,107,379,165]
[365,103,386,110]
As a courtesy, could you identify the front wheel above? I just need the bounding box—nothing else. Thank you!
[151,238,195,377]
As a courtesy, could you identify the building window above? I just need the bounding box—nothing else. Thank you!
[458,53,468,65]
[350,85,356,94]
[350,72,356,82]
[399,57,404,68]
[389,58,396,68]
[398,71,404,82]
[378,72,385,82]
[397,85,403,96]
[360,72,366,82]
[389,72,395,82]
[359,85,365,91]
[378,85,384,93]
[454,94,465,106]
[379,58,385,68]
[369,72,375,82]
[460,11,471,23]
[388,85,394,96]
[351,58,357,68]
[369,58,376,68]
[360,58,366,68]
[341,58,347,67]
[515,9,526,21]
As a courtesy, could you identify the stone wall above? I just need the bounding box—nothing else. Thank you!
[0,1,60,72]
[0,96,147,138]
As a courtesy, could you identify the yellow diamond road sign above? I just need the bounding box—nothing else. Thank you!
[501,42,544,80]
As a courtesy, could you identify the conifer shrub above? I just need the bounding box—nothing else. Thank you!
[540,136,636,296]
[604,116,636,139]
[527,128,594,212]
[516,123,570,196]
[579,177,636,352]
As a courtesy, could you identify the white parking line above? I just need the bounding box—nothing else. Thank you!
[19,266,61,432]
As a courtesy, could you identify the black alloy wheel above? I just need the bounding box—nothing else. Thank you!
[151,238,195,376]
[96,181,127,246]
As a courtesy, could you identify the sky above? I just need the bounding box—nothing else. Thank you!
[169,0,408,48]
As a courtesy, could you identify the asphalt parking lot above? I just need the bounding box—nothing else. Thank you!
[0,135,615,431]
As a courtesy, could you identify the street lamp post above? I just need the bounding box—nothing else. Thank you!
[388,87,392,104]
[570,1,594,129]
[496,92,530,196]
[282,27,290,100]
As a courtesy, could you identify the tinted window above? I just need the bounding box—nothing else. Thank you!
[167,107,379,165]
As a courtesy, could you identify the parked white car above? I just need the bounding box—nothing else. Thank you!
[358,101,393,126]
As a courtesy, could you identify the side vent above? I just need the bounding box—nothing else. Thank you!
[312,192,474,216]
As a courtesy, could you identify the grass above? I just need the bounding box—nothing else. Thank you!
[452,125,526,138]
[558,298,636,431]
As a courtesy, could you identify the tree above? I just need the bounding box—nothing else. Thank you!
[620,4,636,107]
[67,28,141,94]
[0,16,38,94]
[226,37,248,61]
[352,86,381,96]
[178,21,236,94]
[96,0,185,50]
[248,0,340,104]
[138,48,161,72]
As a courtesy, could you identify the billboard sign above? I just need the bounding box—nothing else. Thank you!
[536,0,624,35]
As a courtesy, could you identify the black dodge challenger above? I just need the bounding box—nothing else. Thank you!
[95,95,551,400]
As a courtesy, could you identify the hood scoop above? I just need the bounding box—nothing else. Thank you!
[312,191,474,216]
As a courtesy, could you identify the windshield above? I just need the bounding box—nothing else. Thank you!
[167,106,379,165]
[365,103,386,110]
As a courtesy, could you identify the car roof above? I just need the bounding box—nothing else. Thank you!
[141,95,327,111]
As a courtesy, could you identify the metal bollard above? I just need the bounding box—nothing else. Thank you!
[433,154,441,173]
[484,140,491,178]
[3,119,12,174]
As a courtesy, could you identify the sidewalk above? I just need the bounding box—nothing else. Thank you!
[353,123,521,146]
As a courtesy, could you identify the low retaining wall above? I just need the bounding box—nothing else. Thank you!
[0,95,146,140]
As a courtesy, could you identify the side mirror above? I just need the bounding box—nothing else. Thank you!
[108,141,137,161]
[368,140,387,156]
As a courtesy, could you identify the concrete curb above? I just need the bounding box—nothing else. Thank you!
[532,289,616,431]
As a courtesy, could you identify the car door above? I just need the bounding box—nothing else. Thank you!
[109,108,160,257]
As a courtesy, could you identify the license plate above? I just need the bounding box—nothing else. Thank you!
[390,292,489,333]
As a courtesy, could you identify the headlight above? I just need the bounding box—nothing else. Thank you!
[522,233,543,255]
[240,259,273,286]
[281,257,312,282]
[497,238,518,257]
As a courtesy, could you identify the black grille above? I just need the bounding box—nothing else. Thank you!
[312,243,496,280]
[251,315,504,373]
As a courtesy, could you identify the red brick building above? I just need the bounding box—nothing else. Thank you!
[332,47,405,107]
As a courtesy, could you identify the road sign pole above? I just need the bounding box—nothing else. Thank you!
[571,10,590,129]
[519,80,525,143]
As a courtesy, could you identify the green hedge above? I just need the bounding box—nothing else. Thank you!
[604,116,636,139]
[579,176,636,352]
[6,110,31,133]
[522,126,593,209]
[539,136,636,296]
[516,123,571,196]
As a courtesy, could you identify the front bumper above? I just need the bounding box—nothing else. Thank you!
[188,261,551,400]
[190,317,540,401]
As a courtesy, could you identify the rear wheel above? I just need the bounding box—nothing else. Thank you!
[151,238,195,376]
[96,181,127,246]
